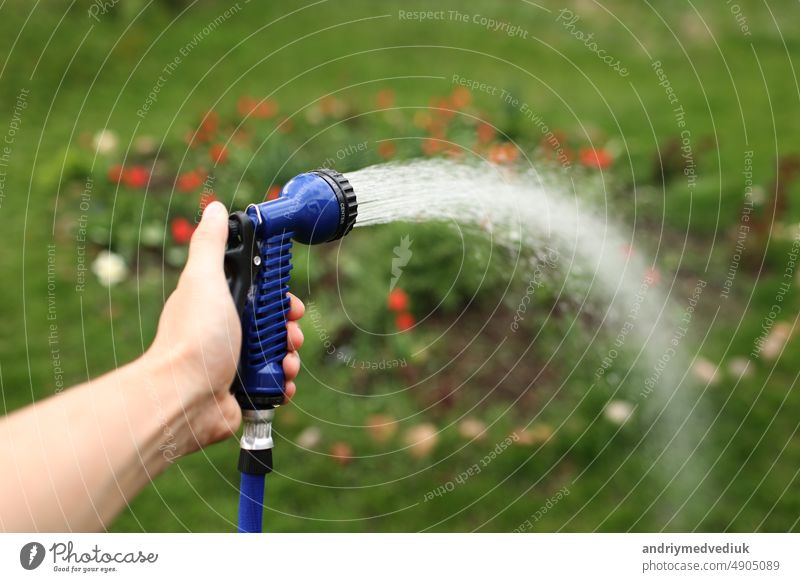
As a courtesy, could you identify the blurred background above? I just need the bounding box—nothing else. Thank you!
[1,0,799,531]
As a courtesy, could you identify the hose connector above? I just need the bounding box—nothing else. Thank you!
[238,409,275,475]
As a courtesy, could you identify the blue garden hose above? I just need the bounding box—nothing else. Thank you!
[224,169,357,533]
[238,473,266,533]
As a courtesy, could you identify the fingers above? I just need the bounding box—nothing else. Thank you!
[283,351,300,380]
[287,293,305,321]
[283,299,304,403]
[282,353,300,405]
[287,321,304,351]
[283,381,297,403]
[185,201,228,277]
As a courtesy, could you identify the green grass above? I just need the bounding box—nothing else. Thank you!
[2,0,800,532]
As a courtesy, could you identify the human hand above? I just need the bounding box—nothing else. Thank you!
[144,201,304,456]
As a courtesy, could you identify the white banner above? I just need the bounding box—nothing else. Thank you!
[0,533,797,581]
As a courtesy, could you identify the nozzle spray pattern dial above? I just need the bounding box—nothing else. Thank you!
[312,168,358,241]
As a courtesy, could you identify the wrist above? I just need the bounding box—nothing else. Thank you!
[131,348,201,463]
[141,339,220,405]
[136,343,241,457]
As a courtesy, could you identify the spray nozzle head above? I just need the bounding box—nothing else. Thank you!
[248,168,357,245]
[308,168,358,242]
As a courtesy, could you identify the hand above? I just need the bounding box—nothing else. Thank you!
[144,201,305,455]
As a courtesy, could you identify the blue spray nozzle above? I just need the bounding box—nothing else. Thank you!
[225,169,358,412]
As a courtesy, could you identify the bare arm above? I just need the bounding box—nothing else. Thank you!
[0,202,304,531]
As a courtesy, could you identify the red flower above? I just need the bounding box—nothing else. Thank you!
[238,96,278,119]
[422,138,445,156]
[488,143,518,164]
[376,89,395,109]
[378,141,397,160]
[450,86,472,109]
[395,312,415,331]
[237,96,256,117]
[330,442,353,466]
[388,288,409,312]
[188,111,218,146]
[256,99,278,119]
[579,147,613,169]
[171,217,196,245]
[210,144,228,164]
[201,110,218,134]
[477,122,495,144]
[236,96,258,117]
[108,164,125,184]
[177,170,204,192]
[266,185,282,201]
[123,166,150,188]
[432,97,455,120]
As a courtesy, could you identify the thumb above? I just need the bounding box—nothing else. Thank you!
[185,201,228,276]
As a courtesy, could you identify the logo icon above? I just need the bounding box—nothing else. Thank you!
[389,235,413,291]
[20,542,45,570]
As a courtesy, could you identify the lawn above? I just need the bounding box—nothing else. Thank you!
[1,0,799,532]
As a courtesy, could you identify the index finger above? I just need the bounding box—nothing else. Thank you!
[287,293,305,321]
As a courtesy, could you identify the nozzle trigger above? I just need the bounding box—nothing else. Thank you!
[224,211,257,317]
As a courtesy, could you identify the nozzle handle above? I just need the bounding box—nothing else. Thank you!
[235,229,294,410]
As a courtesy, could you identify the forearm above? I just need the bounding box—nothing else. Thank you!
[0,353,196,532]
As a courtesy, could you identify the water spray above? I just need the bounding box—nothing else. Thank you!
[224,168,357,533]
